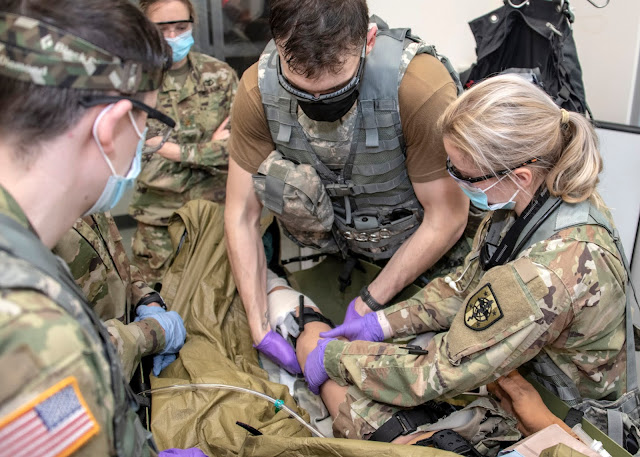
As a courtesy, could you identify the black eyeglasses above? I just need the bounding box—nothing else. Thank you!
[80,95,176,153]
[446,156,539,184]
[154,18,194,36]
[276,42,366,103]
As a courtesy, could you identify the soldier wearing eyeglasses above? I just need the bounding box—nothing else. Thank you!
[225,0,472,374]
[130,0,239,286]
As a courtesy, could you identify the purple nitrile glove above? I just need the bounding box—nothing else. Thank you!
[304,338,334,395]
[320,311,384,342]
[159,448,208,457]
[254,330,302,375]
[342,297,365,325]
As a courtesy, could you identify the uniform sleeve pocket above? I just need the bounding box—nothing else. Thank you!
[445,259,547,364]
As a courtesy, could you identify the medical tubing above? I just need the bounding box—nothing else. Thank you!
[141,383,325,438]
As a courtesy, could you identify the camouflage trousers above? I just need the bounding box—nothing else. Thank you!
[131,221,173,286]
[333,387,521,455]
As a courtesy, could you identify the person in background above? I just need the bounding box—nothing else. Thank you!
[296,75,628,444]
[53,211,185,381]
[131,0,239,285]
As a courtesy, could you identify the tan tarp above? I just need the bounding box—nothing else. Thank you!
[150,200,456,457]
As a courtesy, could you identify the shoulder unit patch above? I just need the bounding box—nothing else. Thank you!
[464,283,503,331]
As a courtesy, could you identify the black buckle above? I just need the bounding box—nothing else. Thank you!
[414,429,482,457]
[396,410,417,435]
[325,182,354,197]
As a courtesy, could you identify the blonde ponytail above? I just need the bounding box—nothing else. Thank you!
[545,110,603,205]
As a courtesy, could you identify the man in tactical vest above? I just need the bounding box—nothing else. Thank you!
[226,0,470,373]
[0,1,194,455]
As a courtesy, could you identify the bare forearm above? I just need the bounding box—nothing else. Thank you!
[362,218,464,311]
[225,211,269,344]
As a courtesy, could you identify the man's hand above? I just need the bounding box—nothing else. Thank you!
[488,371,571,437]
[135,305,187,376]
[320,312,383,342]
[212,117,230,141]
[254,330,301,375]
[343,297,367,325]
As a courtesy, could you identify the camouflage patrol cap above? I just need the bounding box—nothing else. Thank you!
[0,12,165,94]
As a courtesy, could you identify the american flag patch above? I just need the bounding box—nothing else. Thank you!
[0,377,99,457]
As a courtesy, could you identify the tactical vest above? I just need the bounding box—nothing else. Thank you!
[0,214,156,457]
[483,197,640,451]
[257,19,462,260]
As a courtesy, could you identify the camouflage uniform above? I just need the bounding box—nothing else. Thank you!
[0,11,166,455]
[129,52,238,284]
[0,187,158,456]
[322,208,628,439]
[53,213,166,381]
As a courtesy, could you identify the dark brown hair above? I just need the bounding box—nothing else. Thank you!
[0,0,170,162]
[138,0,197,22]
[269,0,369,79]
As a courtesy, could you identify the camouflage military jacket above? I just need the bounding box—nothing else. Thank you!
[53,213,165,380]
[0,187,156,456]
[324,206,628,406]
[130,52,238,226]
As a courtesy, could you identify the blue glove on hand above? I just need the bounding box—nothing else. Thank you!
[342,298,365,325]
[135,305,186,376]
[254,330,302,375]
[320,311,384,342]
[304,338,334,395]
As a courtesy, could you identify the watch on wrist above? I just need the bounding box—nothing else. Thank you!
[136,292,167,310]
[359,286,385,311]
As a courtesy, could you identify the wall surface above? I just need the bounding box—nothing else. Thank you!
[367,0,640,124]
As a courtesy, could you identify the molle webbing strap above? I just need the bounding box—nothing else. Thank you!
[325,169,409,197]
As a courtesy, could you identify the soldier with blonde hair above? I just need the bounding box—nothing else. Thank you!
[296,75,630,446]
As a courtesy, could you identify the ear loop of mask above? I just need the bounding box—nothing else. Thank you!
[92,104,119,177]
[128,110,145,139]
[475,173,521,207]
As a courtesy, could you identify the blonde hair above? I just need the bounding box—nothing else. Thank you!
[440,74,603,205]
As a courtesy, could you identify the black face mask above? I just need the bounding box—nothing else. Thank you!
[297,89,359,122]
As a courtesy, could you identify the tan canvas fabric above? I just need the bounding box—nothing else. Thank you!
[149,200,462,456]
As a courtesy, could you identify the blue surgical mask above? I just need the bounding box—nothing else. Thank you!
[165,29,194,63]
[84,105,147,216]
[458,175,520,211]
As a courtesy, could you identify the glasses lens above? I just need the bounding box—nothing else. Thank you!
[157,21,193,36]
[277,42,365,103]
[447,167,478,192]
